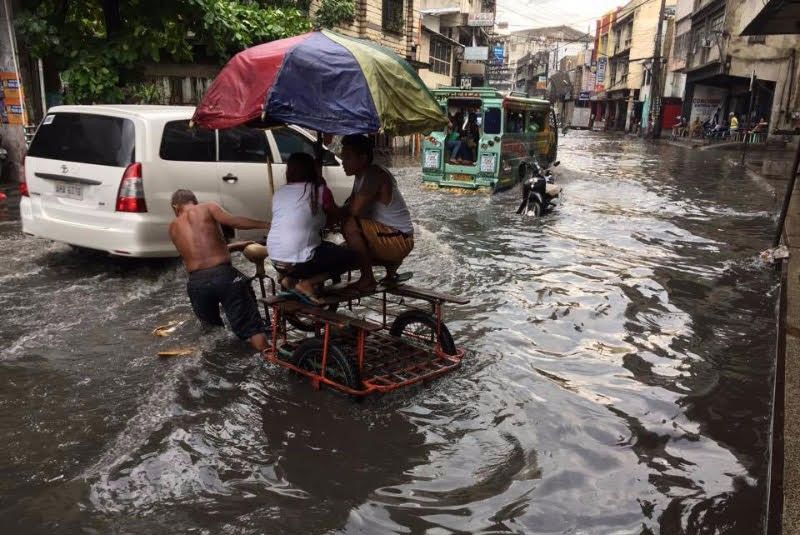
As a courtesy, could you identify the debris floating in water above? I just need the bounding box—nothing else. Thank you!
[760,245,790,264]
[152,320,186,337]
[157,347,196,357]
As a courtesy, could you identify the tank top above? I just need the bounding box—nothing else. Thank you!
[267,183,329,263]
[353,165,414,235]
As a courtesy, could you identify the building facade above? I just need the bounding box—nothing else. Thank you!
[680,0,800,137]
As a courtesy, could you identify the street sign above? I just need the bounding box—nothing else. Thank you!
[468,12,494,26]
[579,91,591,100]
[460,76,472,89]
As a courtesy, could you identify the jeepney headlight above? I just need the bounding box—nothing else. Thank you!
[480,153,496,173]
[424,149,441,169]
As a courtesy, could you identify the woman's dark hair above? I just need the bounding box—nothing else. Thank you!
[286,152,323,215]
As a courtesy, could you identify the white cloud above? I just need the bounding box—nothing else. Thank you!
[496,0,626,33]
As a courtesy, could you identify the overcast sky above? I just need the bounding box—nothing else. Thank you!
[496,0,627,34]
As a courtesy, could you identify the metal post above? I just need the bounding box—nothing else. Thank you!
[651,0,668,139]
[742,71,756,164]
[774,138,800,247]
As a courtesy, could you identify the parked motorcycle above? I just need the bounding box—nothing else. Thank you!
[516,158,562,217]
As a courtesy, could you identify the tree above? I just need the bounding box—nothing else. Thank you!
[16,0,313,104]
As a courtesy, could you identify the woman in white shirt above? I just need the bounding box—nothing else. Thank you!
[267,152,357,303]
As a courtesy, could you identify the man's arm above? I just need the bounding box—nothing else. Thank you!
[208,203,268,230]
[348,169,384,217]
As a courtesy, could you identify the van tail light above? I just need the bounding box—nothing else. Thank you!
[115,162,147,212]
[20,155,29,197]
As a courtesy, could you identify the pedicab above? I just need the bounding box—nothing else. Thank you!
[193,30,468,396]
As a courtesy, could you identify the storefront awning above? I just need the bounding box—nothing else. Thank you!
[741,0,800,35]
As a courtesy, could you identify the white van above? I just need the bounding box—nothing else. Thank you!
[20,105,352,257]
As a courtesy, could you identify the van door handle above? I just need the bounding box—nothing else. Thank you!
[222,173,238,183]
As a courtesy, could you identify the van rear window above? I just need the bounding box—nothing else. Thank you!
[28,113,135,167]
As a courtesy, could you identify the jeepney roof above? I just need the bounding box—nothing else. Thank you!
[431,87,550,108]
[503,96,551,109]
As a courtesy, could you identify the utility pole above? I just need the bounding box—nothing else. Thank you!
[742,70,756,164]
[650,0,667,139]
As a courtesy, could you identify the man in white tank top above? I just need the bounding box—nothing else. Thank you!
[339,135,414,292]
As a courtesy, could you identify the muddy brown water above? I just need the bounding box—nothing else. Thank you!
[0,132,778,534]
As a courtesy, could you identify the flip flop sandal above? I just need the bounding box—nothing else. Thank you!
[279,289,324,306]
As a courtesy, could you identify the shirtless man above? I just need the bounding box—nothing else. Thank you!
[168,189,269,351]
[339,135,414,292]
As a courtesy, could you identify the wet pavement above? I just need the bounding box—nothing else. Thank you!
[0,131,778,534]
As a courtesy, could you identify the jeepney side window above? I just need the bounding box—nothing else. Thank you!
[484,108,501,134]
[527,111,544,133]
[505,110,524,133]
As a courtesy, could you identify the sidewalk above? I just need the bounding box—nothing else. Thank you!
[770,145,800,533]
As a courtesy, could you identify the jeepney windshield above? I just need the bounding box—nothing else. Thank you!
[484,108,501,134]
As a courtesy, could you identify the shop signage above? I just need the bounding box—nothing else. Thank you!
[468,12,495,26]
[464,46,489,60]
[579,91,591,100]
[596,57,607,83]
[493,45,505,63]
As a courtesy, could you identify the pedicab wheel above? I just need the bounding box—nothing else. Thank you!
[290,338,362,391]
[389,310,458,356]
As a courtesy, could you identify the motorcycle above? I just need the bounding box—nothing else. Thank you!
[516,158,561,217]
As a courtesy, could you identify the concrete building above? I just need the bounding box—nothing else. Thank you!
[508,25,592,97]
[679,0,800,138]
[590,8,620,130]
[311,0,420,61]
[413,0,499,90]
[595,0,677,132]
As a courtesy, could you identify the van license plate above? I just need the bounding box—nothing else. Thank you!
[55,181,83,200]
[452,174,472,182]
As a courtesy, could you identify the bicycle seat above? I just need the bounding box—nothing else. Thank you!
[243,243,268,263]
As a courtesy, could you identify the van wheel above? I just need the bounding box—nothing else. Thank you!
[389,310,457,355]
[290,338,361,391]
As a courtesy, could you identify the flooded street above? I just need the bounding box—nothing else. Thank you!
[0,131,778,534]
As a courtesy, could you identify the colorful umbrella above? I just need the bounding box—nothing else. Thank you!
[192,30,447,136]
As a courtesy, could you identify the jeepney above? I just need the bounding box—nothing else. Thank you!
[421,87,558,191]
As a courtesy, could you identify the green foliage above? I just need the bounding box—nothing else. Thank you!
[124,81,166,104]
[17,0,313,104]
[315,0,356,29]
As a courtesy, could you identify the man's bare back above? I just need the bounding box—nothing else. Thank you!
[170,203,231,272]
[170,202,268,273]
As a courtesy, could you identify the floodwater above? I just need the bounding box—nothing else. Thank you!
[0,132,778,534]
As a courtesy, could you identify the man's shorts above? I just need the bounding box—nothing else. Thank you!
[186,263,265,340]
[272,241,358,280]
[357,218,414,265]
